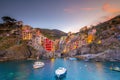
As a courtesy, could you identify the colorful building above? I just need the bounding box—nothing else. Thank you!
[32,29,44,45]
[44,38,54,52]
[87,28,96,44]
[54,39,60,51]
[22,25,32,40]
[28,29,46,50]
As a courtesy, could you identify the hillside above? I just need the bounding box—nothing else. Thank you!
[73,15,120,61]
[0,15,120,61]
[95,15,120,37]
[40,28,67,40]
[0,18,67,61]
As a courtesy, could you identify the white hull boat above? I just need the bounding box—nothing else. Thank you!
[55,67,67,78]
[33,61,44,69]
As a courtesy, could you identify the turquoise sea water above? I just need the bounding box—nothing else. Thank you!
[0,58,120,80]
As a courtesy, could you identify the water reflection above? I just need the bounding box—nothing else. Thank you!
[0,59,120,80]
[55,77,66,80]
[51,58,55,63]
[50,58,55,68]
[55,75,66,80]
[12,62,31,80]
[95,62,103,73]
[95,62,106,80]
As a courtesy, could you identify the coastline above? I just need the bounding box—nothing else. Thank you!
[1,50,120,62]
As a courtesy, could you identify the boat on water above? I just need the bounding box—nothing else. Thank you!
[69,57,77,60]
[55,67,67,78]
[110,67,120,72]
[33,61,45,69]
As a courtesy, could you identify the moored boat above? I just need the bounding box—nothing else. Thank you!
[55,67,67,78]
[33,61,45,69]
[110,67,120,72]
[69,57,77,60]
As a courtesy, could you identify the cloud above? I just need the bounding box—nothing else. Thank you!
[81,8,96,11]
[64,5,97,13]
[102,3,120,13]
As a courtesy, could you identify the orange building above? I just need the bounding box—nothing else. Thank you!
[22,25,32,40]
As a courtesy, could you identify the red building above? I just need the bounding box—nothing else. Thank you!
[44,38,54,51]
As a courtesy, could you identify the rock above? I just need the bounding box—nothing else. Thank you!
[80,46,90,55]
[93,49,120,61]
[0,50,7,57]
[75,49,120,62]
[75,55,86,60]
[54,52,61,57]
[42,51,54,59]
[0,44,37,61]
[68,49,77,57]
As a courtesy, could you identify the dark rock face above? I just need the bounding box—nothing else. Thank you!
[0,44,55,61]
[0,50,6,57]
[0,44,37,61]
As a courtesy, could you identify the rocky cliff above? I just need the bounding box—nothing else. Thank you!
[0,19,61,61]
[71,15,120,61]
[0,44,37,61]
[93,49,120,61]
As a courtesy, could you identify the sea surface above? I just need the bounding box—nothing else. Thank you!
[0,58,120,80]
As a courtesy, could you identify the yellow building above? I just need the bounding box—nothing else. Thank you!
[87,34,94,44]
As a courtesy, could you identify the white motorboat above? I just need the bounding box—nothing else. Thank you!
[33,61,44,69]
[55,67,67,78]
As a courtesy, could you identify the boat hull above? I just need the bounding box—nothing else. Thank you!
[55,71,67,78]
[33,66,41,69]
[33,61,44,69]
[110,67,120,72]
[69,57,77,60]
[55,67,67,78]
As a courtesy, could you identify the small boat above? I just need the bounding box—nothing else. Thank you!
[55,67,67,78]
[33,61,45,69]
[110,67,120,72]
[69,57,77,60]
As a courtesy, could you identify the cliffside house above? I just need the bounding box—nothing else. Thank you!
[22,25,32,40]
[44,38,54,52]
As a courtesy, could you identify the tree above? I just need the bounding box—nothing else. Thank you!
[1,16,16,23]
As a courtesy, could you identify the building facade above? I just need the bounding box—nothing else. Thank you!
[22,25,32,40]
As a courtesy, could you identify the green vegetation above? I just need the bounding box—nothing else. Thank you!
[40,29,67,40]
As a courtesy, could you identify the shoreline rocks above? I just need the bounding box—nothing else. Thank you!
[75,49,120,62]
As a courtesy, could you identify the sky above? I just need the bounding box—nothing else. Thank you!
[0,0,120,33]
